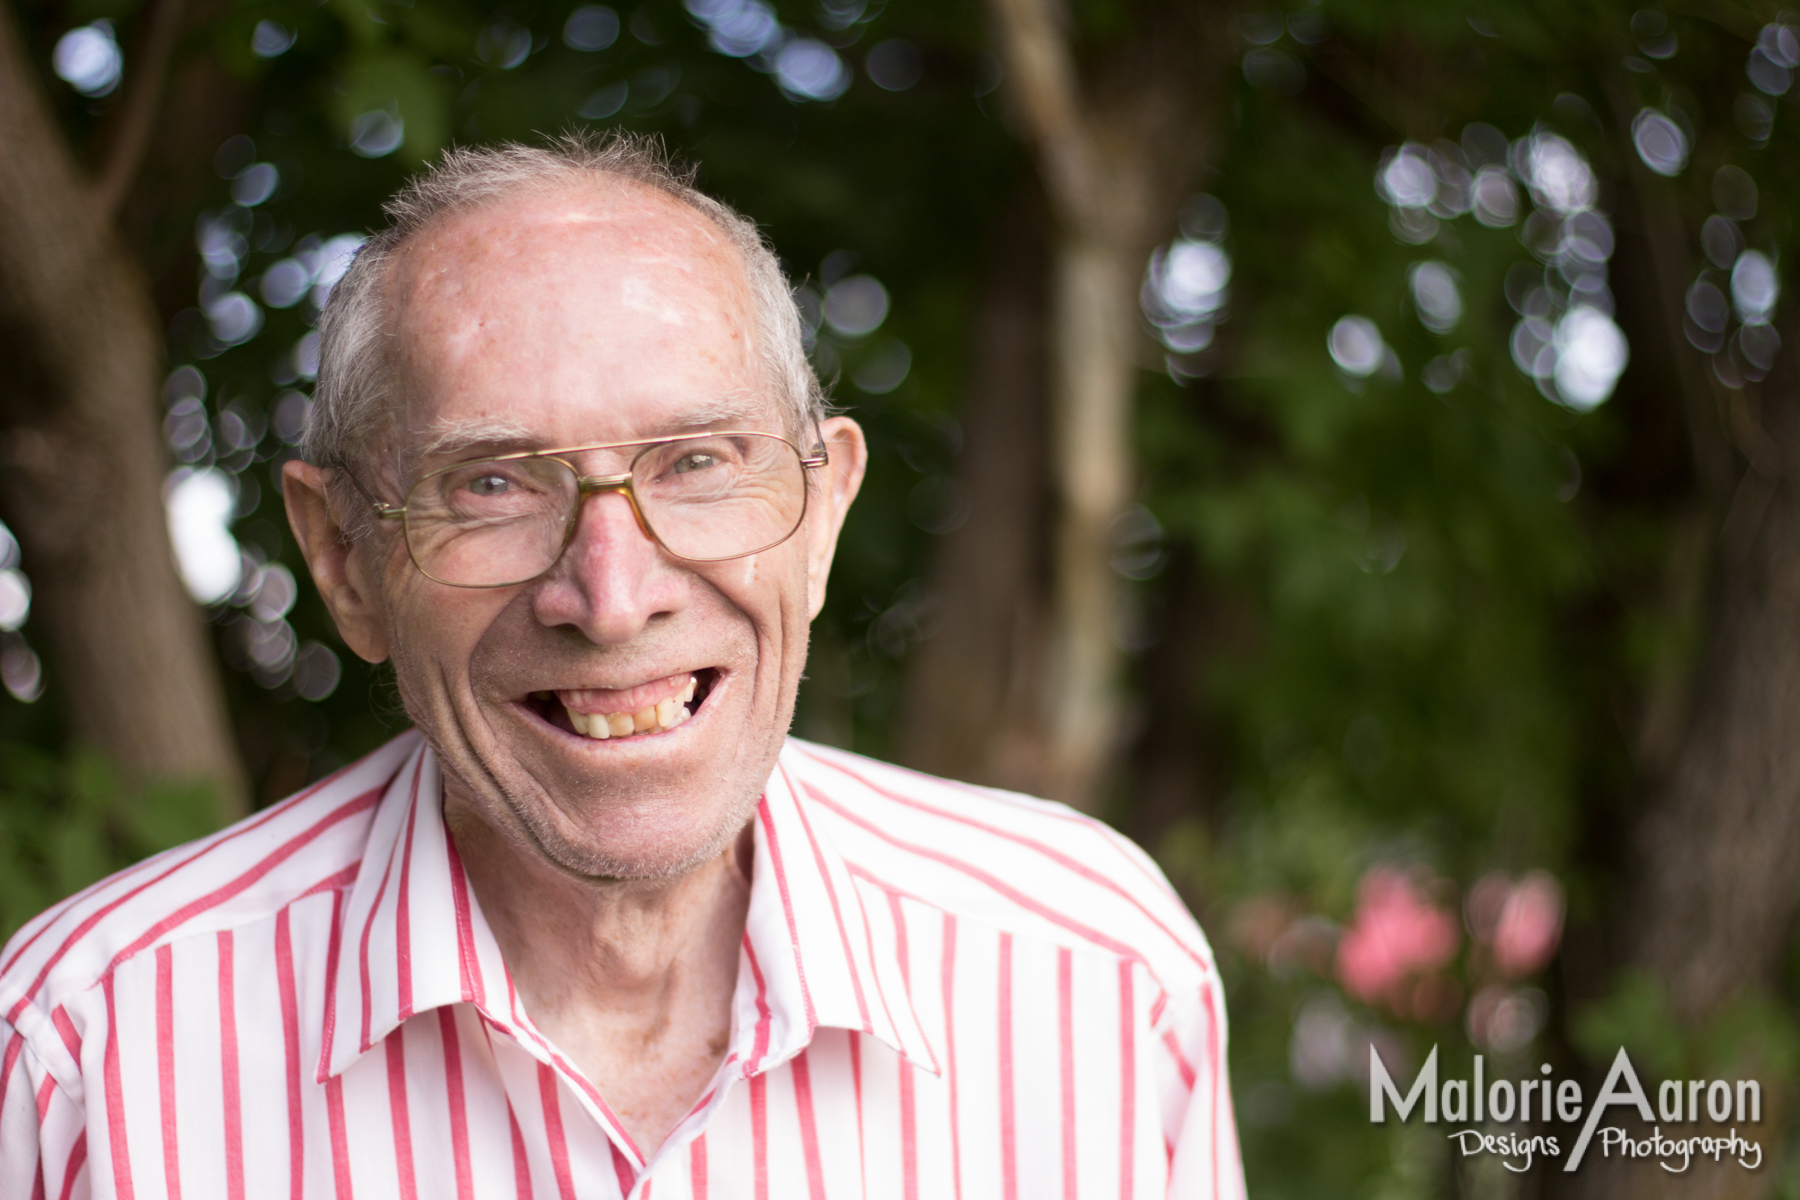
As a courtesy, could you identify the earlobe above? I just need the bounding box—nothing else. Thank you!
[282,460,392,664]
[804,417,869,621]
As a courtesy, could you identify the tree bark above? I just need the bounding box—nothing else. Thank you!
[981,0,1224,808]
[0,4,245,815]
[1555,84,1800,1200]
[896,189,1054,790]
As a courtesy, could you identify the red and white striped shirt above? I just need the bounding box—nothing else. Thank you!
[0,732,1243,1199]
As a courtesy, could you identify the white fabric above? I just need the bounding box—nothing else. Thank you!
[0,731,1244,1199]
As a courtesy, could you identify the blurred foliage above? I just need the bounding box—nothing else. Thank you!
[10,0,1800,1194]
[0,745,220,940]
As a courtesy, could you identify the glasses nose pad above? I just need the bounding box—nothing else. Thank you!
[577,477,660,546]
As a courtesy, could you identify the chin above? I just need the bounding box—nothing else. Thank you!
[500,761,760,883]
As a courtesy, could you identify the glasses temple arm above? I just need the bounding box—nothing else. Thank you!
[328,461,406,519]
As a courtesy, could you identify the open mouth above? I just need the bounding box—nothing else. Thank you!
[528,668,717,741]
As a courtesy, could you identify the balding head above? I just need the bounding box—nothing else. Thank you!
[307,133,825,528]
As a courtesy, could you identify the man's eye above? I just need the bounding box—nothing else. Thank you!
[466,473,513,496]
[673,453,719,474]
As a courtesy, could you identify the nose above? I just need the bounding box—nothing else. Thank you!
[528,486,682,643]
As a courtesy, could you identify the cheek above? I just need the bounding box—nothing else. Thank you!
[385,579,510,686]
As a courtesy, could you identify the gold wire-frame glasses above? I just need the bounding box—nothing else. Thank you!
[334,431,829,588]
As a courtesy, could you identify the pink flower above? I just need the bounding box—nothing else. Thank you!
[1492,871,1564,977]
[1335,866,1460,1005]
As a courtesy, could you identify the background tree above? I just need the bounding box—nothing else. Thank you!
[0,1,246,818]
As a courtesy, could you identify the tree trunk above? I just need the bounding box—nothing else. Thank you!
[896,189,1054,791]
[1555,87,1800,1200]
[981,0,1223,808]
[0,5,246,815]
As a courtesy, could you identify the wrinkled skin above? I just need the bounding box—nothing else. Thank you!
[284,178,866,1152]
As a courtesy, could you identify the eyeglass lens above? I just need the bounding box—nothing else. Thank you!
[402,433,808,586]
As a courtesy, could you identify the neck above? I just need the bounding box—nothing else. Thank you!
[445,793,754,1152]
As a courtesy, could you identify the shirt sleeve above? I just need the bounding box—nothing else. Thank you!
[2,1020,89,1200]
[1154,976,1246,1200]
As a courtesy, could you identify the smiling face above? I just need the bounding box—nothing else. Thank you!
[286,180,865,880]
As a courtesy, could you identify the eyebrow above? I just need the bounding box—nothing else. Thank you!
[400,396,781,474]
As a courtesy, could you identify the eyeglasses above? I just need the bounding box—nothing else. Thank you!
[336,431,829,588]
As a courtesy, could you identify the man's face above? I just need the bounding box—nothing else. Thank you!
[288,182,864,879]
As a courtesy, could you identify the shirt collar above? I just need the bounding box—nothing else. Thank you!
[321,738,938,1082]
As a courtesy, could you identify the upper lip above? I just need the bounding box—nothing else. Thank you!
[540,667,711,711]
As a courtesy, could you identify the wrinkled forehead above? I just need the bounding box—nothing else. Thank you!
[379,181,770,451]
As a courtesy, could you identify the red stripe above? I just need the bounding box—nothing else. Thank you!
[849,1034,867,1195]
[1,762,373,986]
[476,1019,533,1200]
[437,1009,475,1200]
[1058,948,1076,1200]
[750,1071,768,1200]
[217,931,244,1200]
[299,855,363,1082]
[755,794,817,1032]
[443,831,486,1007]
[384,1034,418,1200]
[507,1013,643,1162]
[1,1029,24,1111]
[35,1074,54,1122]
[689,1133,708,1200]
[899,1059,918,1200]
[538,1063,578,1200]
[805,785,1148,965]
[941,915,963,1200]
[845,876,907,1060]
[506,1097,534,1200]
[1118,961,1135,1200]
[324,1074,355,1200]
[355,812,404,1056]
[610,1141,637,1197]
[100,974,135,1200]
[789,1048,827,1200]
[393,769,424,1023]
[300,863,361,898]
[55,1130,86,1200]
[998,933,1016,1200]
[315,889,349,1088]
[781,763,872,1032]
[741,935,773,1074]
[275,907,304,1200]
[155,945,182,1200]
[50,1009,79,1066]
[100,790,381,995]
[800,749,1202,962]
[885,891,919,1200]
[1204,984,1224,1198]
[1161,1029,1195,1090]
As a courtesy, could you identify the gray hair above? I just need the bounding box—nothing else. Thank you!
[305,131,826,522]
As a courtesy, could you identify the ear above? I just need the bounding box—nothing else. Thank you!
[282,460,392,663]
[803,416,868,622]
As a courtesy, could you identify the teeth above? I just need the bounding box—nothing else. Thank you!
[560,674,703,741]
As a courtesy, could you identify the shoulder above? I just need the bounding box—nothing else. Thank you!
[778,738,1218,994]
[0,732,421,1030]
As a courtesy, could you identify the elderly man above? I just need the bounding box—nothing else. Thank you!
[0,135,1242,1199]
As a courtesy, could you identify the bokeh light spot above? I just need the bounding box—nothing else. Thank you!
[53,22,122,97]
